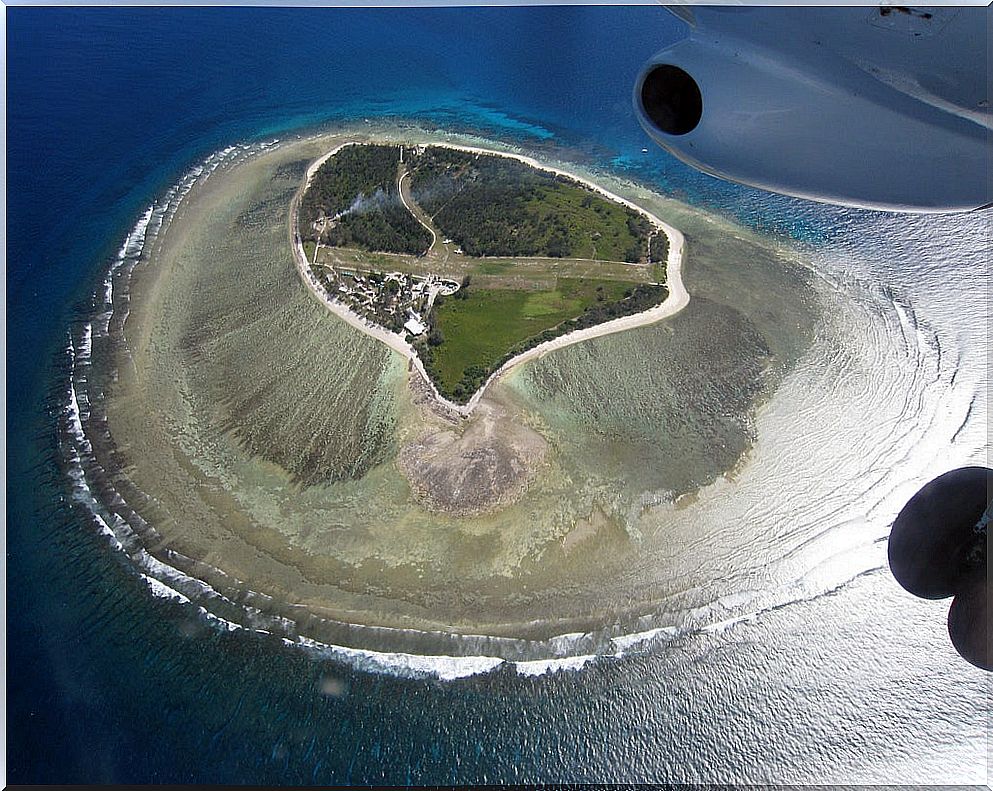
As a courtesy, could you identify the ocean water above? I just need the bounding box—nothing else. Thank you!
[6,7,989,784]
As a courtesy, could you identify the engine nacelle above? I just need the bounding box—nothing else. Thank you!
[635,7,991,213]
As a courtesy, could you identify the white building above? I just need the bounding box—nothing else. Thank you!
[404,317,427,336]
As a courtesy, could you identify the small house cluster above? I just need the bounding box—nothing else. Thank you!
[307,252,459,338]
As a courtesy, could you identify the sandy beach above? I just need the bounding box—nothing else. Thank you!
[290,138,688,415]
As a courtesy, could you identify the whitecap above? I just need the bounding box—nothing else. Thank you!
[514,654,597,677]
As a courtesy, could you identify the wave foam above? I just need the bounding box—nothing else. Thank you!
[515,655,598,677]
[286,636,506,680]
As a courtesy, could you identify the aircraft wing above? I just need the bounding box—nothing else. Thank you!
[635,6,991,212]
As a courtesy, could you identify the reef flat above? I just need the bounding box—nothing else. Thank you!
[93,127,817,651]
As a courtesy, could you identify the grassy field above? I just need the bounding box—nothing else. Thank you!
[524,185,646,261]
[428,278,636,397]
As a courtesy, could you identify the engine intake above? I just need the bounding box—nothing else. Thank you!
[638,64,702,136]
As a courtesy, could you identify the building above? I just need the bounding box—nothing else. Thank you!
[404,317,427,336]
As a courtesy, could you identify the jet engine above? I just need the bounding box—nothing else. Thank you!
[635,6,991,212]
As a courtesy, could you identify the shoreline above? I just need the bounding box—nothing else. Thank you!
[289,138,688,416]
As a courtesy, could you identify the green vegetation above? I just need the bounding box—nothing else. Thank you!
[324,193,431,255]
[648,233,670,284]
[409,148,651,261]
[416,278,667,402]
[302,144,398,220]
[475,260,515,275]
[649,231,669,264]
[298,144,431,255]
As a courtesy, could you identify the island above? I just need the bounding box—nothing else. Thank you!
[292,142,684,408]
[83,128,812,661]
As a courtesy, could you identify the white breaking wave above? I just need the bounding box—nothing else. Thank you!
[285,636,506,681]
[515,655,598,677]
[610,626,679,654]
[142,574,191,604]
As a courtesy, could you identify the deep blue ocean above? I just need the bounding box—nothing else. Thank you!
[7,7,987,784]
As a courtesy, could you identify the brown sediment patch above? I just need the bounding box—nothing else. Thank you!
[562,503,613,555]
[397,394,547,516]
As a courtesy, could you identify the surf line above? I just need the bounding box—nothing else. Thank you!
[289,139,689,417]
